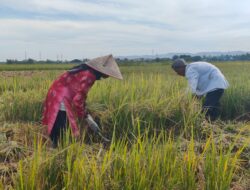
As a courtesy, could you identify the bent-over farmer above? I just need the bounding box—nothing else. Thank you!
[172,59,229,121]
[42,54,123,147]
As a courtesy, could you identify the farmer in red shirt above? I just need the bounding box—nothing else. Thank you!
[42,54,123,147]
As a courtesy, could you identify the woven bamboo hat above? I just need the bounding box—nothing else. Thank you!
[86,54,123,80]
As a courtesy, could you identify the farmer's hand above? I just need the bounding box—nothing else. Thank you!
[85,114,101,133]
[85,114,111,143]
[195,95,203,100]
[192,94,202,100]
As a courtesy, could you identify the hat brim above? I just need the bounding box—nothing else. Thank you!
[86,55,123,80]
[86,64,123,80]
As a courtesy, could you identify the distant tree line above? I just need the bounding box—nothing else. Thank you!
[4,53,250,64]
[116,57,171,65]
[172,53,250,62]
[5,58,89,64]
[117,53,250,65]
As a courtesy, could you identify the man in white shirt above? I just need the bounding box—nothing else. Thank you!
[172,59,229,121]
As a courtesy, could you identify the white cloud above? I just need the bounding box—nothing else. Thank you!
[0,0,250,61]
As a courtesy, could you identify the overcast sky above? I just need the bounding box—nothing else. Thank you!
[0,0,250,61]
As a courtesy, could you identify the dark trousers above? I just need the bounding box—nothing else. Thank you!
[50,111,67,147]
[202,89,224,121]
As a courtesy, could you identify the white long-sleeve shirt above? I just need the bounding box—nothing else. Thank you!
[185,62,229,96]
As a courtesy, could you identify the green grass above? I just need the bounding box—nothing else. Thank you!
[0,61,249,189]
[13,130,245,190]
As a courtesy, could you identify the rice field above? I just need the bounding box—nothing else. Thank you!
[0,62,249,189]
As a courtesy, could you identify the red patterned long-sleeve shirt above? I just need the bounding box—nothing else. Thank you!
[42,70,96,136]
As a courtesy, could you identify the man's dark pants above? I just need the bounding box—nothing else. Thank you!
[202,89,224,121]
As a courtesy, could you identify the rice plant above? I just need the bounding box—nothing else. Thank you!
[0,62,249,189]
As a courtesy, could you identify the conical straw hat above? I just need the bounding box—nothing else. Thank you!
[86,54,123,80]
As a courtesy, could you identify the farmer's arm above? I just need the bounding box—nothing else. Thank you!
[186,67,199,95]
[72,85,88,119]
